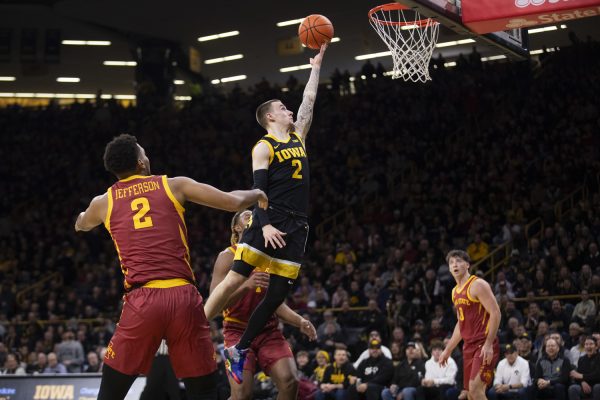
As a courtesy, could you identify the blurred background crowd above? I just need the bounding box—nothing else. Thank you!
[1,37,600,400]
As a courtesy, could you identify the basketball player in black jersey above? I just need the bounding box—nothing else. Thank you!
[204,44,327,387]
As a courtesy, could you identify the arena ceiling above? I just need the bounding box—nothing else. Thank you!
[0,0,599,97]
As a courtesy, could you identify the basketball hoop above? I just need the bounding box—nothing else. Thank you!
[369,3,440,83]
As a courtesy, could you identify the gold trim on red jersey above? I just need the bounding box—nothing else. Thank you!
[118,174,155,183]
[104,187,113,230]
[143,278,191,289]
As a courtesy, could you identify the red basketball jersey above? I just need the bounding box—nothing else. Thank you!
[104,175,194,289]
[452,275,490,345]
[223,245,278,330]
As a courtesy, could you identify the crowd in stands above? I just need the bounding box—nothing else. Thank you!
[1,35,600,400]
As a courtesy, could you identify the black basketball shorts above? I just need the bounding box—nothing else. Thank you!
[232,208,309,280]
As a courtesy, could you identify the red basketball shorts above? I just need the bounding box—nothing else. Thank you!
[462,337,500,390]
[104,284,216,378]
[223,324,293,374]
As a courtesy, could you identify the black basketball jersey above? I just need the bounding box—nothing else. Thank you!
[254,132,309,215]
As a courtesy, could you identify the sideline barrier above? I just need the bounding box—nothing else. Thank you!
[0,374,146,400]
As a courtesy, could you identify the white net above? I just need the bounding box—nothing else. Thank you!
[369,4,440,83]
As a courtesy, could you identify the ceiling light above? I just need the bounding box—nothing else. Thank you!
[528,25,557,34]
[0,76,16,81]
[280,64,312,73]
[530,47,557,55]
[57,77,80,83]
[220,75,246,83]
[198,31,239,42]
[211,75,247,84]
[444,61,457,67]
[175,96,192,101]
[354,51,391,61]
[204,54,244,64]
[103,61,137,66]
[436,38,476,48]
[481,55,507,62]
[62,40,111,46]
[174,80,185,85]
[276,18,304,27]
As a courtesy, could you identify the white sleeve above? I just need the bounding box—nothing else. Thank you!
[382,346,392,359]
[353,350,368,369]
[424,360,433,380]
[434,358,457,385]
[493,360,504,386]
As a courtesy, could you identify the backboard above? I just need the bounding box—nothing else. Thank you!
[398,0,530,59]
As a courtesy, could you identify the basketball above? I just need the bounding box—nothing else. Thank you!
[298,14,334,50]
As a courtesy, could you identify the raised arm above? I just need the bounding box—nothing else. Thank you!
[168,176,267,212]
[293,44,327,141]
[74,194,108,232]
[471,279,502,366]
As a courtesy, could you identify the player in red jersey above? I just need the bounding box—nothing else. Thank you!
[74,134,267,400]
[439,250,501,400]
[211,210,317,399]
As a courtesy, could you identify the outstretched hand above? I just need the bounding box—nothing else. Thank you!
[300,318,317,341]
[310,43,327,68]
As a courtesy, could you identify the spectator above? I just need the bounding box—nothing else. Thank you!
[467,234,489,263]
[568,336,600,400]
[360,300,387,339]
[569,325,586,366]
[547,300,571,332]
[0,353,26,375]
[296,350,312,379]
[517,333,537,372]
[317,348,356,400]
[43,352,67,374]
[524,302,543,333]
[55,330,85,373]
[318,322,346,355]
[317,310,342,338]
[487,344,530,399]
[32,352,48,375]
[420,341,457,400]
[348,339,393,400]
[83,351,102,373]
[381,342,425,400]
[312,350,331,386]
[572,290,596,326]
[353,331,392,368]
[531,338,571,400]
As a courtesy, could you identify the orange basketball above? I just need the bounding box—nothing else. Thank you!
[298,14,334,50]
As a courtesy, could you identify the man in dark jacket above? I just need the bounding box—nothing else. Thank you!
[381,342,425,400]
[317,348,356,400]
[531,337,572,400]
[568,336,600,400]
[347,339,394,400]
